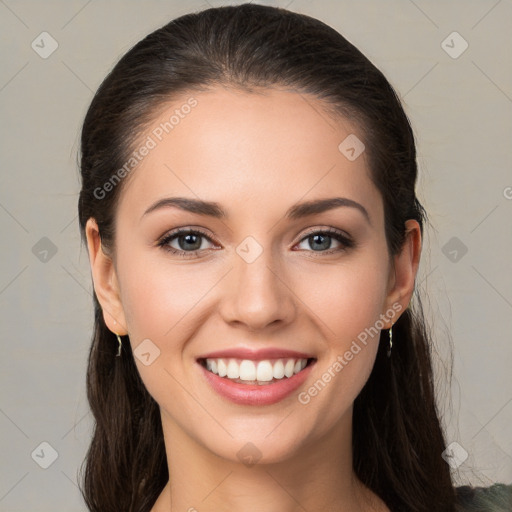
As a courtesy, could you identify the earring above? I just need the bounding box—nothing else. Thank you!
[116,333,123,357]
[387,324,393,358]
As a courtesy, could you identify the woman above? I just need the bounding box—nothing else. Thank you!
[77,3,511,511]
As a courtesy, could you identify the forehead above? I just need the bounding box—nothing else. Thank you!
[116,87,382,225]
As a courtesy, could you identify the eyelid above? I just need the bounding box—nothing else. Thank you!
[296,226,353,243]
[157,226,219,248]
[158,226,351,245]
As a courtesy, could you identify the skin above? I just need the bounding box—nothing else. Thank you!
[86,87,421,511]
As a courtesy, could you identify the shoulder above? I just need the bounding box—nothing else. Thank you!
[455,483,512,511]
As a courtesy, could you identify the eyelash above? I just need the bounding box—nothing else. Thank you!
[156,227,354,259]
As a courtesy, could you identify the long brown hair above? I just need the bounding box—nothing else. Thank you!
[77,3,455,510]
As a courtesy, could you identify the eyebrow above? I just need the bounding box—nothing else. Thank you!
[141,196,371,224]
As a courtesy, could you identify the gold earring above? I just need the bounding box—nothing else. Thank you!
[387,324,393,358]
[115,333,123,357]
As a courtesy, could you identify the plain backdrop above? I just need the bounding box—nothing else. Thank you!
[0,0,511,510]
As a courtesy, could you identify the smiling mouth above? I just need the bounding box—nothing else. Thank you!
[198,357,316,385]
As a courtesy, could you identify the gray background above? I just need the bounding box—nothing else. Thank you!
[0,0,511,510]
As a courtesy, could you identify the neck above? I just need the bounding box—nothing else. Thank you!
[152,409,386,512]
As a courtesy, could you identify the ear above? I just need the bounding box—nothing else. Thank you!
[383,219,422,325]
[85,218,128,335]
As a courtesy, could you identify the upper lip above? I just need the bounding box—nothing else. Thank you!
[197,347,316,361]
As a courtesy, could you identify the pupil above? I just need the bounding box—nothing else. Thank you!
[311,234,330,251]
[182,234,201,250]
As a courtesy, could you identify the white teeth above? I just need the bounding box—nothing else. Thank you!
[239,360,256,380]
[256,361,273,381]
[202,357,310,383]
[284,359,295,377]
[273,360,285,379]
[217,359,227,377]
[206,359,217,374]
[226,359,239,379]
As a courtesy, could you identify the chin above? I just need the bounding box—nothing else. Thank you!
[195,418,317,467]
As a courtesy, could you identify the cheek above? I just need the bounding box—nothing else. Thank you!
[119,256,210,342]
[116,255,233,400]
[294,254,389,414]
[117,259,209,412]
[299,252,390,342]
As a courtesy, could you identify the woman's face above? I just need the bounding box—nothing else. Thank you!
[87,87,417,465]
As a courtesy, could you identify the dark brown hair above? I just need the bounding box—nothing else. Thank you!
[77,3,455,511]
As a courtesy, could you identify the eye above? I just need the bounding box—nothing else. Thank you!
[295,227,354,254]
[157,228,218,258]
[157,226,354,259]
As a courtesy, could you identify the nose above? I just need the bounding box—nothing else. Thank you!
[219,247,296,332]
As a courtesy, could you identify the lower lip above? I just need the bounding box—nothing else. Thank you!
[199,361,315,406]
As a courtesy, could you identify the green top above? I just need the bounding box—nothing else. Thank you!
[455,483,512,511]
